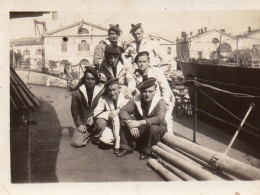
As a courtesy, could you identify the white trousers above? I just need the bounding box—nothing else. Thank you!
[99,115,121,149]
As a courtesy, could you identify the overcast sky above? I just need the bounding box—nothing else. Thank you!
[9,10,260,42]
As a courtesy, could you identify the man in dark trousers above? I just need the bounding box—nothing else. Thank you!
[117,77,167,160]
[71,67,105,147]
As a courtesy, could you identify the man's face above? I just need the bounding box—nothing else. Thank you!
[141,85,156,102]
[107,54,120,68]
[84,72,96,88]
[137,55,149,72]
[107,84,120,100]
[132,28,144,42]
[108,30,119,43]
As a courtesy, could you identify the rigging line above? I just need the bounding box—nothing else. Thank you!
[194,81,260,98]
[198,88,259,131]
[189,104,260,138]
[196,78,260,91]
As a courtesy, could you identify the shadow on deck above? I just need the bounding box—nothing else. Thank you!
[11,85,162,183]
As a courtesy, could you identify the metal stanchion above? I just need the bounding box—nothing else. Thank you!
[193,77,198,143]
[224,103,255,155]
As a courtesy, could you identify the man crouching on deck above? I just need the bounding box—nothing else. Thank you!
[93,78,130,154]
[71,67,104,147]
[117,77,167,160]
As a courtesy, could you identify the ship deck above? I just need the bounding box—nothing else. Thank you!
[11,84,260,183]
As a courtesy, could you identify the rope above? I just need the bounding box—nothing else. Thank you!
[196,78,260,91]
[190,104,260,138]
[198,88,259,131]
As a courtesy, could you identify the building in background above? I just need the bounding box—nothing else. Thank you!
[43,20,108,77]
[149,35,177,72]
[10,37,44,70]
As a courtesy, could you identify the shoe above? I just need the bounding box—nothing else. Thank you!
[98,142,113,150]
[116,149,133,157]
[113,148,120,154]
[139,153,149,160]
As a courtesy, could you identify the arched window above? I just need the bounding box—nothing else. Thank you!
[167,47,171,55]
[36,47,42,55]
[78,40,90,51]
[61,39,67,52]
[24,48,30,56]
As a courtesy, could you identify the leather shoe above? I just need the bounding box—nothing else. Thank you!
[116,149,133,157]
[113,148,120,154]
[139,153,149,160]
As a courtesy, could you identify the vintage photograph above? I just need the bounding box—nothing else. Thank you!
[7,7,260,193]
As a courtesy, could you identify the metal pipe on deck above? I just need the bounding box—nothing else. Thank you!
[152,145,223,180]
[162,133,260,180]
[157,142,211,169]
[157,158,196,181]
[147,159,183,181]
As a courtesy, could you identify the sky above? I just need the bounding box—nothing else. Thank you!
[9,10,260,42]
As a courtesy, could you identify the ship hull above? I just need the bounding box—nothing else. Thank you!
[177,61,260,137]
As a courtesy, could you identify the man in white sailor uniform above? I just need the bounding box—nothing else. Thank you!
[124,23,168,68]
[133,51,175,133]
[117,78,167,160]
[93,24,123,70]
[71,67,105,147]
[93,78,130,154]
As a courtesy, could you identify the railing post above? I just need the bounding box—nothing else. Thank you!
[224,103,255,155]
[193,77,197,143]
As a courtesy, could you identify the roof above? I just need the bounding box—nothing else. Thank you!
[45,20,108,36]
[150,35,175,44]
[10,37,43,46]
[187,29,235,41]
[234,28,260,39]
[247,28,260,35]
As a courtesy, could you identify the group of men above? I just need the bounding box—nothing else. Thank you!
[71,23,175,160]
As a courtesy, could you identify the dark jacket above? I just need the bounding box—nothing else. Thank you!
[119,94,167,126]
[71,83,104,127]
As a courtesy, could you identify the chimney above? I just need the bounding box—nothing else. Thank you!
[198,29,200,34]
[220,29,225,33]
[201,28,204,33]
[248,26,251,32]
[190,32,193,36]
[204,27,207,32]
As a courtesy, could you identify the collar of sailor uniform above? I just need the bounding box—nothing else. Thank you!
[105,60,123,78]
[79,83,104,105]
[104,38,112,45]
[134,93,162,117]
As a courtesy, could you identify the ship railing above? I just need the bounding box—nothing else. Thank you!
[173,78,260,143]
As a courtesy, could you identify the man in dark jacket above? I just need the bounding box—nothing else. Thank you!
[71,67,105,147]
[117,77,167,160]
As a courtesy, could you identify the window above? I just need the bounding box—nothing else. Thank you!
[61,40,67,52]
[36,48,42,55]
[24,48,30,56]
[167,47,172,55]
[78,40,90,51]
[198,51,202,59]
